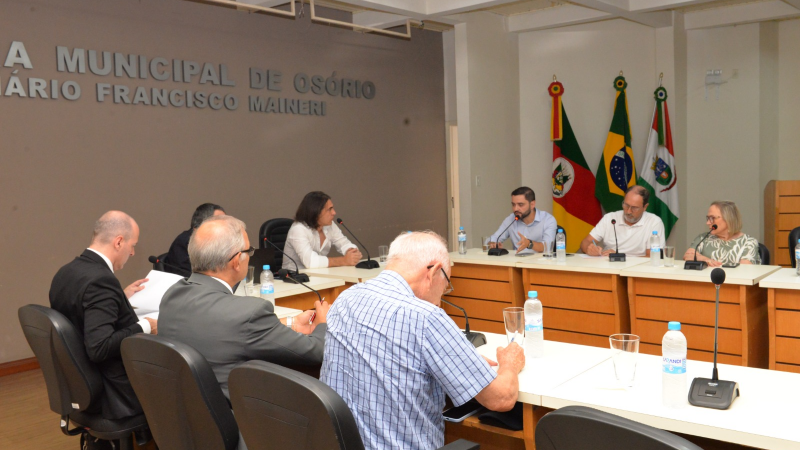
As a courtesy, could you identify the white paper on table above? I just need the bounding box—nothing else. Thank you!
[128,270,184,317]
[577,253,602,259]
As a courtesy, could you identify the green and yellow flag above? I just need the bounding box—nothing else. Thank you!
[595,75,637,213]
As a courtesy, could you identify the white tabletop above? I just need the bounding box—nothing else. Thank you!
[515,253,650,274]
[759,268,800,290]
[234,276,344,298]
[300,262,385,283]
[620,263,781,286]
[542,352,800,449]
[450,248,535,267]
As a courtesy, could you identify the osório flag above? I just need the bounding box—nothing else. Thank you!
[549,81,602,252]
[596,75,637,213]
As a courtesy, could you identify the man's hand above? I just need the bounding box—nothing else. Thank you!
[496,342,525,373]
[601,248,614,256]
[482,355,498,367]
[291,310,316,335]
[516,232,531,254]
[585,242,604,256]
[146,317,158,335]
[343,248,363,266]
[313,299,331,325]
[124,278,148,299]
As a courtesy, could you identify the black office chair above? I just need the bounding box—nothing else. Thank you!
[17,304,148,450]
[758,243,770,265]
[789,226,800,268]
[152,252,169,271]
[535,405,702,450]
[229,361,479,450]
[121,334,239,450]
[259,218,294,272]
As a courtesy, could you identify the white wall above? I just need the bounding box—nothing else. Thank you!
[778,19,800,181]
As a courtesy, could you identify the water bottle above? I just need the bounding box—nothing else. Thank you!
[524,291,544,358]
[458,226,467,255]
[650,231,661,266]
[260,265,275,306]
[662,321,687,408]
[555,228,566,262]
[796,239,800,276]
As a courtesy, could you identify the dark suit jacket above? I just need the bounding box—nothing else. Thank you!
[49,249,144,420]
[164,229,193,276]
[159,273,326,398]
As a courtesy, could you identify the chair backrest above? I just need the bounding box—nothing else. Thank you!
[758,243,770,265]
[18,304,103,415]
[258,218,294,270]
[789,226,800,268]
[535,406,702,450]
[121,335,239,450]
[229,360,365,450]
[153,252,169,272]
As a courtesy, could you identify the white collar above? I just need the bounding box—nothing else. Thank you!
[211,276,233,294]
[86,248,114,273]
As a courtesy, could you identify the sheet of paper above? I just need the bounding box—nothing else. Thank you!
[128,270,184,316]
[577,253,602,258]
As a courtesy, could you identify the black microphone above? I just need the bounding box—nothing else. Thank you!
[608,219,626,262]
[336,218,380,269]
[488,216,519,256]
[148,255,191,277]
[262,237,310,284]
[440,298,486,348]
[684,224,717,270]
[689,268,739,410]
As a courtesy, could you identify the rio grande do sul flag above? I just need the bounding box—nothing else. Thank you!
[549,81,603,253]
[595,75,637,213]
[638,86,679,238]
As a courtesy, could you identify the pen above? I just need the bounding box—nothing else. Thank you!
[309,297,325,324]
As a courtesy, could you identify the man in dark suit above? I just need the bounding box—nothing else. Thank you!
[159,215,328,398]
[49,210,157,420]
[163,203,225,276]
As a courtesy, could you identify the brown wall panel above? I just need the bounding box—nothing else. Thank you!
[528,286,615,314]
[452,264,511,282]
[774,289,800,310]
[525,269,611,291]
[634,319,742,355]
[450,278,515,303]
[632,279,739,303]
[544,308,615,335]
[633,296,742,329]
[442,296,508,322]
[775,336,800,365]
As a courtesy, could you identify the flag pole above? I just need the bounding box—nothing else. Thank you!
[659,72,663,87]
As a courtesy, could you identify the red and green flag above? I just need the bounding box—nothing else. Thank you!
[596,75,637,213]
[549,81,602,253]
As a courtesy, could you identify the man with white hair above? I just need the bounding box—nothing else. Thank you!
[50,210,155,421]
[320,231,525,450]
[159,215,328,398]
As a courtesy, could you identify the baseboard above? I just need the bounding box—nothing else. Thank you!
[0,357,40,377]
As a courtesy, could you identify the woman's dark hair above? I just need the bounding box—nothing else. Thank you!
[295,191,331,229]
[191,203,225,229]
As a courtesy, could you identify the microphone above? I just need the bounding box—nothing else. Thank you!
[148,255,191,277]
[608,219,626,262]
[336,218,380,269]
[262,237,310,284]
[488,216,519,256]
[684,224,718,270]
[441,298,486,348]
[689,268,740,410]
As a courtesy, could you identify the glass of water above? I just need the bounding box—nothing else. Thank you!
[379,245,389,263]
[663,246,676,267]
[609,334,640,387]
[244,266,256,296]
[503,307,525,344]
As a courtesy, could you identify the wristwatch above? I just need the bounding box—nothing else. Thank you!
[528,240,534,250]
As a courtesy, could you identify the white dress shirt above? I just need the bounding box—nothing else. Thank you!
[282,221,358,270]
[86,248,152,334]
[588,211,665,256]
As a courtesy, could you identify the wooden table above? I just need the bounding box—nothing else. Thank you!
[447,249,529,334]
[621,264,780,367]
[516,255,649,348]
[234,276,346,311]
[299,262,385,285]
[760,268,800,373]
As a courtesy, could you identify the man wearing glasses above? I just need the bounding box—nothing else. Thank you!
[580,185,665,257]
[159,215,328,399]
[321,231,525,450]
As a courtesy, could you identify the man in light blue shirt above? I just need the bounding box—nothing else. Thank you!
[321,231,525,450]
[489,186,558,254]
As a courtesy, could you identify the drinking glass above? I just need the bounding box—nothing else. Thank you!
[542,240,554,258]
[663,246,676,267]
[503,307,525,344]
[609,334,640,387]
[244,266,256,296]
[379,245,389,263]
[482,236,491,252]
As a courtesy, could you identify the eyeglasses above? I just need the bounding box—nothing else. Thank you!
[705,216,722,223]
[228,246,255,262]
[621,202,643,213]
[427,265,454,296]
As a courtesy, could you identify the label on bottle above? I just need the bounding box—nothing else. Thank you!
[261,283,274,295]
[458,235,466,242]
[662,356,686,374]
[652,245,660,252]
[556,242,566,250]
[525,318,543,332]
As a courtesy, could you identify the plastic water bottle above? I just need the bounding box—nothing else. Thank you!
[555,228,566,262]
[796,239,800,276]
[662,321,687,408]
[260,265,275,306]
[458,226,467,255]
[650,231,661,266]
[524,291,544,358]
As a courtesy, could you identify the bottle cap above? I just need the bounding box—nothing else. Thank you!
[528,290,538,298]
[668,321,681,331]
[263,265,270,270]
[652,230,658,235]
[459,226,464,230]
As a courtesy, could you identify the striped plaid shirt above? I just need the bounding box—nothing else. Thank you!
[320,270,496,450]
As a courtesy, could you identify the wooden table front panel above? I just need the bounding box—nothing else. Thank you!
[445,264,524,334]
[276,285,345,311]
[769,288,800,373]
[522,268,630,348]
[629,277,767,368]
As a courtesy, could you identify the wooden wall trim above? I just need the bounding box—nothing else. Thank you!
[0,357,39,377]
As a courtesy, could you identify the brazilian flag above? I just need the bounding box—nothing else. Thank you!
[595,75,637,213]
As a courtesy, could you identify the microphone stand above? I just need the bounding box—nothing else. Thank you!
[336,218,380,269]
[684,225,717,271]
[488,216,519,256]
[609,219,626,262]
[262,238,310,283]
[441,298,486,347]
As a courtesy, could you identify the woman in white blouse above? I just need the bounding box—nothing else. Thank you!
[282,191,363,270]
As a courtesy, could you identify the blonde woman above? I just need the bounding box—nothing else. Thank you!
[683,201,761,267]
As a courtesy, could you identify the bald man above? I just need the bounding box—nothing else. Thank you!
[49,211,156,421]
